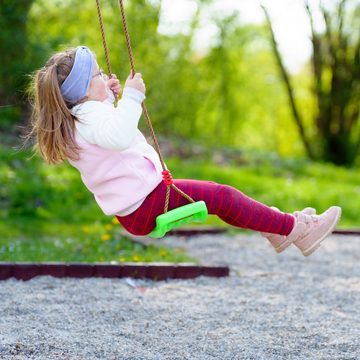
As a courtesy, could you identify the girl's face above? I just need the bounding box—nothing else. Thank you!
[87,63,109,102]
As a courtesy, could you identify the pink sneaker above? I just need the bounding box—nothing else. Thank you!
[293,206,341,256]
[261,207,316,253]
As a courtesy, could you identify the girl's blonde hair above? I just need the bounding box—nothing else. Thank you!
[21,48,87,165]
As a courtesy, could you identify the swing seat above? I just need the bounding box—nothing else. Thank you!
[148,201,208,238]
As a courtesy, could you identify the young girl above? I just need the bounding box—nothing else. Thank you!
[23,45,341,257]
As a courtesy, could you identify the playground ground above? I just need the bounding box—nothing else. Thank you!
[1,232,360,359]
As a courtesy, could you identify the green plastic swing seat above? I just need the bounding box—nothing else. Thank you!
[148,201,208,238]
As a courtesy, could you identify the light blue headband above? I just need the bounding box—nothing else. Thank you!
[60,46,95,103]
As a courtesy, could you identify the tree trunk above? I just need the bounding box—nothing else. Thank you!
[263,2,360,166]
[262,5,316,160]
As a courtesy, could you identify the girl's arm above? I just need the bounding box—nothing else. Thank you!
[74,87,145,150]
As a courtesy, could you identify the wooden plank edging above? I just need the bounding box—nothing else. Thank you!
[0,262,229,281]
[332,229,360,235]
[168,226,228,236]
[164,227,356,237]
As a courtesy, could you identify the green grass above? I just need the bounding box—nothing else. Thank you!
[0,217,199,264]
[1,139,359,263]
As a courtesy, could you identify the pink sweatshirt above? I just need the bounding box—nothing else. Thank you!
[68,87,163,216]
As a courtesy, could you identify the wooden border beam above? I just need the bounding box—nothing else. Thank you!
[0,262,229,281]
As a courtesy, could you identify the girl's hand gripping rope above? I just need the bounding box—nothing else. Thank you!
[125,70,146,95]
[107,74,122,100]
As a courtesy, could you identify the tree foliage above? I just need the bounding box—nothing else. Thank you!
[2,0,345,163]
[0,0,35,105]
[23,0,288,148]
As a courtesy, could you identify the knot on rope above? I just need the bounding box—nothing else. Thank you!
[162,170,173,186]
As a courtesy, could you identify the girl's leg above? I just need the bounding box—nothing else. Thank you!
[116,179,295,236]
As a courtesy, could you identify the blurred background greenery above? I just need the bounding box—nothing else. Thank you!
[0,0,359,263]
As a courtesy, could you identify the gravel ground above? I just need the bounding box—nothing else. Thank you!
[1,232,360,360]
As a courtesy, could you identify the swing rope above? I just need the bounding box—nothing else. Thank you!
[94,0,195,214]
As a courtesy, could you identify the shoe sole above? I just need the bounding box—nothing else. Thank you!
[275,239,291,253]
[302,207,342,256]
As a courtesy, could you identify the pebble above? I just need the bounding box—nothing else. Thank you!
[0,233,359,359]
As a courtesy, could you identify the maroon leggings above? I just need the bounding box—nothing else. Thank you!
[116,179,295,236]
